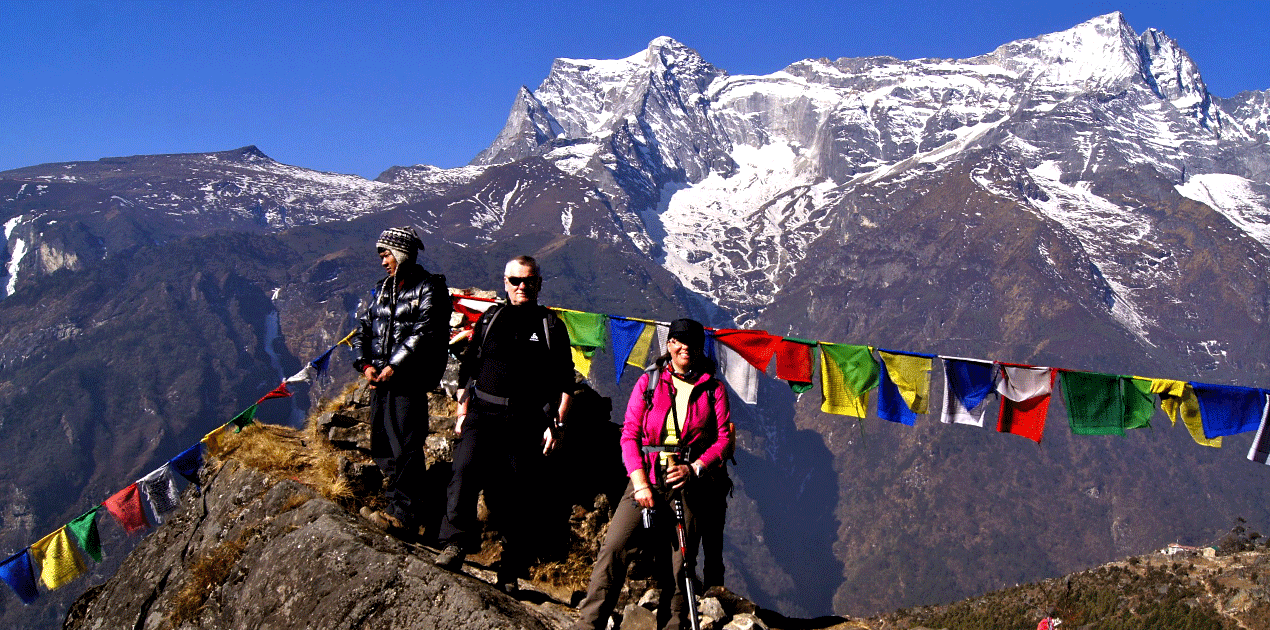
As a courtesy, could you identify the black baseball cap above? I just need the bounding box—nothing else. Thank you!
[668,318,705,349]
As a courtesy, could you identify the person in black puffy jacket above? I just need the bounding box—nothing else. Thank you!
[352,226,450,535]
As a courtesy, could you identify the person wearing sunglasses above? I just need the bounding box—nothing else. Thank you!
[435,255,575,593]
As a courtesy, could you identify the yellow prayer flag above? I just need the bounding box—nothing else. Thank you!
[820,346,870,417]
[337,329,357,348]
[202,424,229,455]
[29,528,87,591]
[571,346,593,379]
[879,351,933,414]
[626,323,657,369]
[1150,378,1221,448]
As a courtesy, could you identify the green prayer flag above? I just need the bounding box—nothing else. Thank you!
[1061,371,1125,436]
[67,508,102,563]
[555,309,606,357]
[1123,377,1155,430]
[819,343,879,417]
[231,404,258,432]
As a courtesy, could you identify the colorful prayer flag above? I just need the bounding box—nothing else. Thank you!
[996,365,1055,443]
[451,296,493,329]
[66,508,102,563]
[202,423,228,454]
[0,550,38,604]
[1250,392,1270,465]
[716,340,758,405]
[1123,377,1155,430]
[103,483,150,534]
[627,322,657,370]
[309,344,336,379]
[170,443,203,486]
[877,350,935,425]
[1151,379,1220,447]
[139,465,181,524]
[231,404,258,433]
[554,309,607,348]
[775,337,816,393]
[337,329,357,348]
[29,528,87,591]
[284,364,316,385]
[819,343,879,418]
[609,317,647,383]
[570,346,594,379]
[1061,371,1125,436]
[256,382,292,404]
[1191,382,1269,439]
[714,329,780,372]
[940,357,997,427]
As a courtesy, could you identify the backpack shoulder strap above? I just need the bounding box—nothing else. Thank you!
[474,303,504,361]
[643,361,664,411]
[541,307,559,353]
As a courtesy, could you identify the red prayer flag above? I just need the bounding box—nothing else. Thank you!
[714,329,780,372]
[450,295,488,329]
[996,367,1056,443]
[256,382,292,404]
[775,338,815,384]
[102,483,150,534]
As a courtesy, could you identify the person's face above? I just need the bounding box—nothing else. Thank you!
[379,249,398,276]
[667,337,694,373]
[504,262,541,305]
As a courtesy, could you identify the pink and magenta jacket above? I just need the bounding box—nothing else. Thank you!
[621,363,732,484]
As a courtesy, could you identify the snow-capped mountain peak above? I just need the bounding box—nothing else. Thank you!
[467,14,1268,333]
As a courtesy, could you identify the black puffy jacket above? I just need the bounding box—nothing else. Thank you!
[352,263,451,388]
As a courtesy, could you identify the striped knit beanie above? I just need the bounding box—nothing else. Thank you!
[376,226,422,265]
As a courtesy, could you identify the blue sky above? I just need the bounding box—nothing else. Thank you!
[1,0,1266,179]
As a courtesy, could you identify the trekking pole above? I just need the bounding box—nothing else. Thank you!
[672,494,701,630]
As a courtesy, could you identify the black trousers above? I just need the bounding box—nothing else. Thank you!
[439,398,548,573]
[369,384,428,528]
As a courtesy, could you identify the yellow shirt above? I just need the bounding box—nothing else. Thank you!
[659,373,694,465]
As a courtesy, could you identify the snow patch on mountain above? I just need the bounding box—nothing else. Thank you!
[4,215,26,298]
[1176,174,1270,249]
[652,142,835,319]
[1027,160,1158,339]
[546,143,601,176]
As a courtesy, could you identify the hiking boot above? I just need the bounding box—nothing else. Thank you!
[360,506,404,531]
[434,544,465,571]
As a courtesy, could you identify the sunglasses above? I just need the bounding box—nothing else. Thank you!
[506,276,540,286]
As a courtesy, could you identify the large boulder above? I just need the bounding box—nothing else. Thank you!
[62,459,565,630]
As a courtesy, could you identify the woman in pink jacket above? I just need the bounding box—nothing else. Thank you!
[572,318,732,630]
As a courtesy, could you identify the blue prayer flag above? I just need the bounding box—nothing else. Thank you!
[609,317,646,384]
[1190,382,1269,439]
[169,443,204,486]
[945,358,997,411]
[0,549,38,604]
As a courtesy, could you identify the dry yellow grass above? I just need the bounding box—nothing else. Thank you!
[206,417,351,507]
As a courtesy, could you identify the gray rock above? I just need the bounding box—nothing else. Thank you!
[63,459,558,630]
[721,613,768,630]
[698,596,728,623]
[618,602,657,630]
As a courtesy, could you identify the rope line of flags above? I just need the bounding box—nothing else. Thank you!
[2,291,1267,604]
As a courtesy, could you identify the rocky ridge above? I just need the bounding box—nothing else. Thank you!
[64,372,1270,630]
